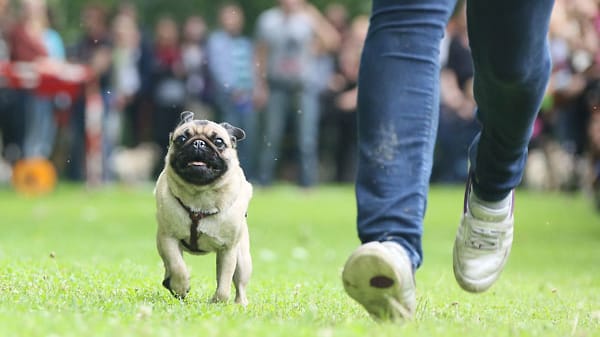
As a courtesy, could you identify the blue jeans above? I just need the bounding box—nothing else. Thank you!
[215,90,258,181]
[356,0,554,269]
[259,82,320,187]
[23,94,56,159]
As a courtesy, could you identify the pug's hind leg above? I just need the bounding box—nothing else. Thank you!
[234,226,252,306]
[157,234,190,299]
[212,248,237,303]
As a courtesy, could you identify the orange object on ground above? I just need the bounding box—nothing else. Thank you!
[11,158,57,196]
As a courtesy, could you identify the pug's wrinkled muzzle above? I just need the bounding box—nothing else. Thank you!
[170,135,228,186]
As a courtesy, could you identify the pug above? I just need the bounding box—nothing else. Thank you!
[154,111,252,305]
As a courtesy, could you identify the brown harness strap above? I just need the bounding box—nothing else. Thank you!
[174,196,214,253]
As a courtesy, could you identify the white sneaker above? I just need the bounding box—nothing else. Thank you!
[453,182,514,293]
[342,241,416,321]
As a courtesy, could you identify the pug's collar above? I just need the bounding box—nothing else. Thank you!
[174,196,218,254]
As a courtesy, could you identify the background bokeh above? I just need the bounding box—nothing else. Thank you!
[0,0,599,210]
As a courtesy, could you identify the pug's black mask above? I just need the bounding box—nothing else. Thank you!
[168,112,246,186]
[169,133,228,186]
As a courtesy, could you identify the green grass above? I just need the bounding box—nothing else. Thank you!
[0,184,599,337]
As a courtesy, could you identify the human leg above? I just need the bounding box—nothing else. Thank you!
[467,0,554,200]
[217,91,258,181]
[0,88,24,162]
[237,106,258,181]
[23,95,57,159]
[258,85,289,185]
[297,87,320,187]
[343,0,455,320]
[354,0,455,269]
[453,0,554,292]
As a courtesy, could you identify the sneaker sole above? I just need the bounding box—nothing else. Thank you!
[342,242,412,320]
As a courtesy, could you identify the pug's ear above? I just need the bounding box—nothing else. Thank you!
[220,122,246,147]
[179,111,195,125]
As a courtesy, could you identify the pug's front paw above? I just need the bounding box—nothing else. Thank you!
[235,295,248,306]
[162,276,190,299]
[211,290,230,303]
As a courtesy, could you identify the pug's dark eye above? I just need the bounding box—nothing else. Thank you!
[174,135,187,146]
[213,138,225,149]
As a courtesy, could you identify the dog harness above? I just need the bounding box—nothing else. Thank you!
[174,196,215,254]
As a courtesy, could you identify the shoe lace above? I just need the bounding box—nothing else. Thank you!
[466,226,503,250]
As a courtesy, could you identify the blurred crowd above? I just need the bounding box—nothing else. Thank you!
[531,0,600,206]
[0,0,368,187]
[0,0,600,199]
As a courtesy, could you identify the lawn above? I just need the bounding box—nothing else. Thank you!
[0,184,599,337]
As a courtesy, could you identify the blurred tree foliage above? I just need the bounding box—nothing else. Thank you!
[46,0,371,45]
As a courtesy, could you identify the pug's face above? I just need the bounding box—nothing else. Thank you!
[167,113,245,186]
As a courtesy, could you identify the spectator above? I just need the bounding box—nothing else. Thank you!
[324,3,350,41]
[151,15,185,174]
[114,1,154,147]
[206,3,257,180]
[9,0,65,160]
[180,14,211,118]
[313,3,349,99]
[0,0,9,60]
[109,13,141,150]
[66,4,112,181]
[432,1,479,183]
[320,15,368,182]
[255,0,340,187]
[0,0,23,165]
